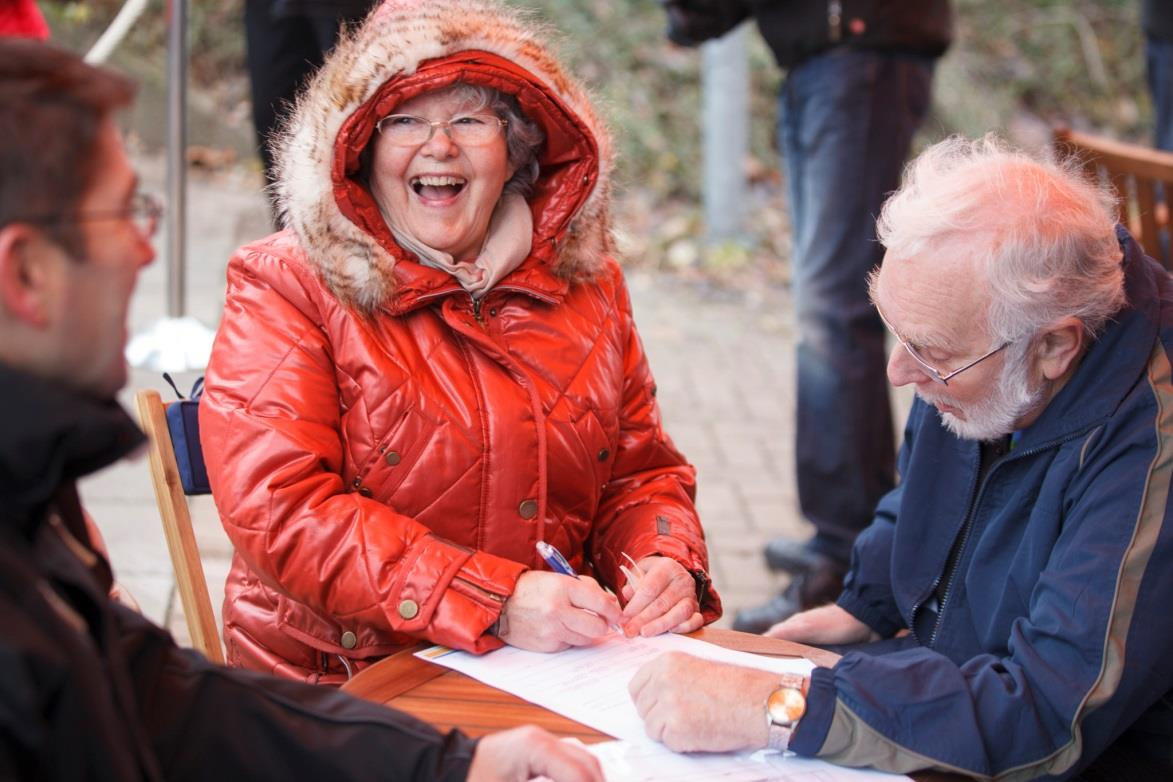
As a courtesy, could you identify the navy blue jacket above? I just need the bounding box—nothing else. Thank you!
[791,230,1173,779]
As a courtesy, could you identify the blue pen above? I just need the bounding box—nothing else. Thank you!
[536,540,578,578]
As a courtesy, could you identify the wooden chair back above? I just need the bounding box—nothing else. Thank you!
[134,389,224,664]
[1053,127,1173,270]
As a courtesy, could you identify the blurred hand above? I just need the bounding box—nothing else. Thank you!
[469,726,603,782]
[629,652,780,753]
[620,556,702,638]
[497,571,621,652]
[765,604,877,645]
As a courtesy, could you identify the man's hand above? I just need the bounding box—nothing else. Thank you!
[765,604,877,645]
[469,726,603,782]
[497,571,622,652]
[620,556,703,638]
[629,651,780,753]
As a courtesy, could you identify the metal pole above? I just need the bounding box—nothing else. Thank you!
[701,23,749,244]
[165,0,187,318]
[125,0,215,373]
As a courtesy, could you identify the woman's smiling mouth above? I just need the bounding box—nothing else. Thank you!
[411,174,467,200]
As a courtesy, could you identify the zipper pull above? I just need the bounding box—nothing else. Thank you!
[472,296,484,325]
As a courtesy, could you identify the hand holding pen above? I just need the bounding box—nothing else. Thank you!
[535,541,704,639]
[492,543,621,653]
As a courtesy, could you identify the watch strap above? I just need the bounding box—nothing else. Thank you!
[767,723,794,752]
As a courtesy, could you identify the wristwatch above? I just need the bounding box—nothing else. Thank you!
[764,673,808,751]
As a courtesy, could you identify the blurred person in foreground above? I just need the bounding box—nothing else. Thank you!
[199,0,721,683]
[0,38,601,782]
[629,135,1173,780]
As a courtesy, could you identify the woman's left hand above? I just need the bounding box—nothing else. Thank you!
[619,556,703,638]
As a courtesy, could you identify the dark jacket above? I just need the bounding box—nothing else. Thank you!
[0,363,476,780]
[267,0,377,20]
[752,0,953,69]
[1144,0,1173,43]
[791,230,1173,779]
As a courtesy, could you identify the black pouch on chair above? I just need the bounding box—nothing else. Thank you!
[659,0,752,47]
[162,374,210,495]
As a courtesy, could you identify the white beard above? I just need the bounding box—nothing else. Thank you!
[919,344,1045,442]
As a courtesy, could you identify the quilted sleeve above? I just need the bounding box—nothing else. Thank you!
[586,266,721,621]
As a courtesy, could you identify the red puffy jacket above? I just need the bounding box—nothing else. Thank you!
[200,0,721,683]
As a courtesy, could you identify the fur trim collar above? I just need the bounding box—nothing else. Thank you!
[273,0,615,313]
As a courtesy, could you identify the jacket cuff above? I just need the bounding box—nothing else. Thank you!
[385,535,527,653]
[789,666,836,756]
[622,546,723,624]
[836,589,902,639]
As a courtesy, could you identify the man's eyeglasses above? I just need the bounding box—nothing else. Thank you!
[20,192,164,239]
[874,304,1009,385]
[375,113,508,147]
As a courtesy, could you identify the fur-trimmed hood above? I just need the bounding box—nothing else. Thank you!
[273,0,615,313]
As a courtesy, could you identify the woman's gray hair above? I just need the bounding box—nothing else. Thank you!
[443,82,545,198]
[876,134,1126,347]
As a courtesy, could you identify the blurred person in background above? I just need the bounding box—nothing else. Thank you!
[246,0,379,216]
[658,0,953,633]
[1144,0,1173,151]
[200,0,721,684]
[0,37,601,782]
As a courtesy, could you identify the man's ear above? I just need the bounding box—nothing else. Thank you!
[1036,316,1086,381]
[0,224,57,329]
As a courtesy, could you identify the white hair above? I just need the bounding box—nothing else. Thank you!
[876,134,1126,347]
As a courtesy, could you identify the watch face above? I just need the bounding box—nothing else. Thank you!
[767,685,806,725]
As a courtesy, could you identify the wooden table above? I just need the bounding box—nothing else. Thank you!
[342,627,838,742]
[342,627,963,780]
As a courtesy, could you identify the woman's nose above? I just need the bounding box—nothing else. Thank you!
[420,125,459,158]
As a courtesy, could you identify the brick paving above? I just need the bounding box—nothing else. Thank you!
[80,157,909,649]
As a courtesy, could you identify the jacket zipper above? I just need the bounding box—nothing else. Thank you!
[472,295,484,325]
[915,449,982,647]
[491,283,558,305]
[927,505,977,648]
[922,435,1081,648]
[453,575,506,605]
[408,284,558,317]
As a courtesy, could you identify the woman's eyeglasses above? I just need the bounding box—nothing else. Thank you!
[375,113,508,147]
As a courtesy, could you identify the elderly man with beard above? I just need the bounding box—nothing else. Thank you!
[629,135,1173,780]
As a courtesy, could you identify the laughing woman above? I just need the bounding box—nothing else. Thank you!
[199,0,721,683]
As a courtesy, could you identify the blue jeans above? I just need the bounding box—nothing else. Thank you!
[779,49,935,564]
[1147,35,1173,152]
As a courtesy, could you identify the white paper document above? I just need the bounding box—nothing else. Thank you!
[418,634,911,780]
[583,739,912,781]
[416,632,813,746]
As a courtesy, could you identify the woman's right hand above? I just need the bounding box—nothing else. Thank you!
[496,571,622,652]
